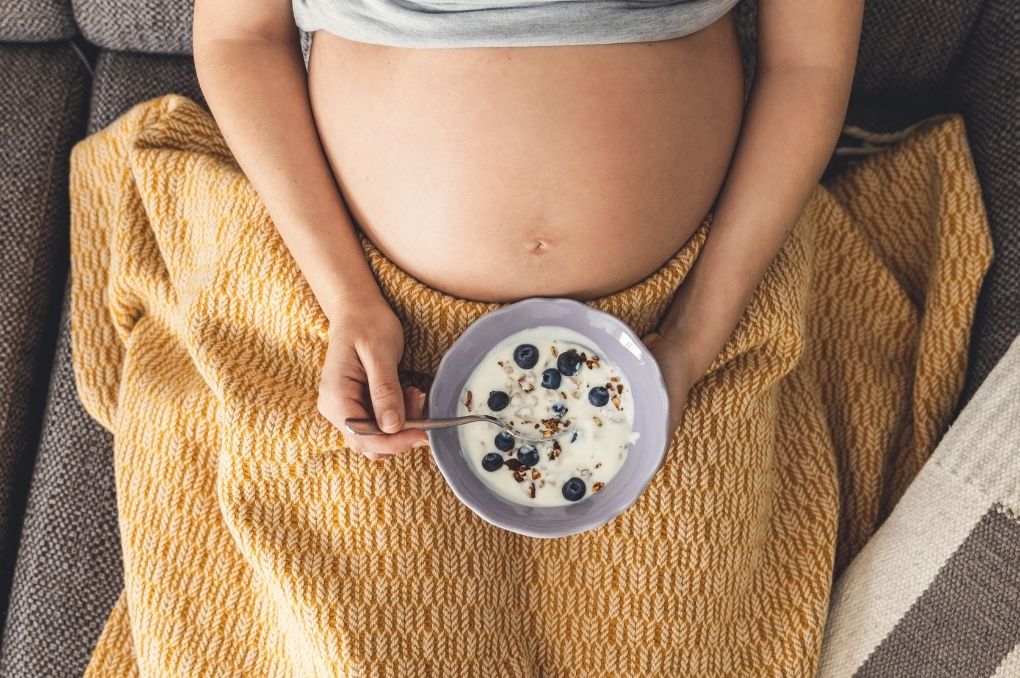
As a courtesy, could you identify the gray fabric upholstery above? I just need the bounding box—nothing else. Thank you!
[0,286,121,678]
[0,0,77,42]
[736,0,988,139]
[0,41,89,623]
[948,0,1020,409]
[731,0,756,101]
[68,0,312,58]
[85,50,205,133]
[0,50,203,678]
[852,0,984,100]
[71,0,194,54]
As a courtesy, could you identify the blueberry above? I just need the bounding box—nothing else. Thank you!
[513,344,539,369]
[588,386,610,407]
[562,477,586,501]
[481,453,504,472]
[516,445,540,467]
[541,368,562,389]
[494,430,515,452]
[557,350,582,376]
[551,403,568,417]
[570,431,579,443]
[487,390,510,411]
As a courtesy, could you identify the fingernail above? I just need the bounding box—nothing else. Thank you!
[417,390,427,409]
[380,410,400,431]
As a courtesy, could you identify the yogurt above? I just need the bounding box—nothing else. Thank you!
[456,326,638,507]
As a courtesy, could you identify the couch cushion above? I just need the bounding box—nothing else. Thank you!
[0,287,121,678]
[86,50,205,132]
[70,0,313,58]
[0,49,203,678]
[0,41,89,621]
[852,0,984,100]
[0,0,77,42]
[948,0,1020,409]
[71,0,194,54]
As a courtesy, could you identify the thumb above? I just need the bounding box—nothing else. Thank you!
[361,347,406,434]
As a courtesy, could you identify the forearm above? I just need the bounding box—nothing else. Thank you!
[658,64,854,377]
[193,36,382,323]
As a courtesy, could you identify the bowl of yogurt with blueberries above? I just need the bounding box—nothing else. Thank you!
[427,297,671,538]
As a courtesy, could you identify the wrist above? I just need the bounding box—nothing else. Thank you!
[318,282,389,326]
[646,329,705,386]
[654,323,721,383]
[656,244,757,380]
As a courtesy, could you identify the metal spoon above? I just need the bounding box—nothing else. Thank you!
[343,414,572,443]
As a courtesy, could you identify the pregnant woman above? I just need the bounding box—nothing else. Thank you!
[192,0,865,462]
[73,0,997,673]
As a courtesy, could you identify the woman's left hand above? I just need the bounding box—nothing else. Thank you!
[641,330,701,439]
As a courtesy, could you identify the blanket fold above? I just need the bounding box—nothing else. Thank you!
[70,95,992,676]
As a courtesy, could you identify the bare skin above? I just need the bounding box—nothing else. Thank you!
[193,0,864,461]
[307,21,744,301]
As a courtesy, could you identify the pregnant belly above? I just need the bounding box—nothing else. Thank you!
[307,14,745,302]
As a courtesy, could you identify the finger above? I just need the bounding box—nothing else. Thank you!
[326,372,376,443]
[642,331,663,349]
[362,449,384,462]
[317,343,417,457]
[321,384,427,457]
[355,387,427,457]
[348,389,426,457]
[356,389,429,459]
[357,389,428,456]
[404,387,429,445]
[359,345,406,434]
[360,428,430,457]
[405,385,425,418]
[344,411,429,457]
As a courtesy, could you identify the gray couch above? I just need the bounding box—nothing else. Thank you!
[0,1,1016,675]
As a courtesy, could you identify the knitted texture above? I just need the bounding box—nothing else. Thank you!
[69,95,991,677]
[0,42,90,620]
[0,0,77,41]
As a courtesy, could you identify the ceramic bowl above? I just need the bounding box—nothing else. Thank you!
[427,297,671,538]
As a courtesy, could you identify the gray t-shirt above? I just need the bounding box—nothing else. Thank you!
[292,0,743,49]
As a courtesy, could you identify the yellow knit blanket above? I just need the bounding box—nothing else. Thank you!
[70,95,992,677]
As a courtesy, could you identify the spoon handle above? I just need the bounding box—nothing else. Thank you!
[343,415,488,436]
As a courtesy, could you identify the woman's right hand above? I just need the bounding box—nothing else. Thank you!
[317,296,429,461]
